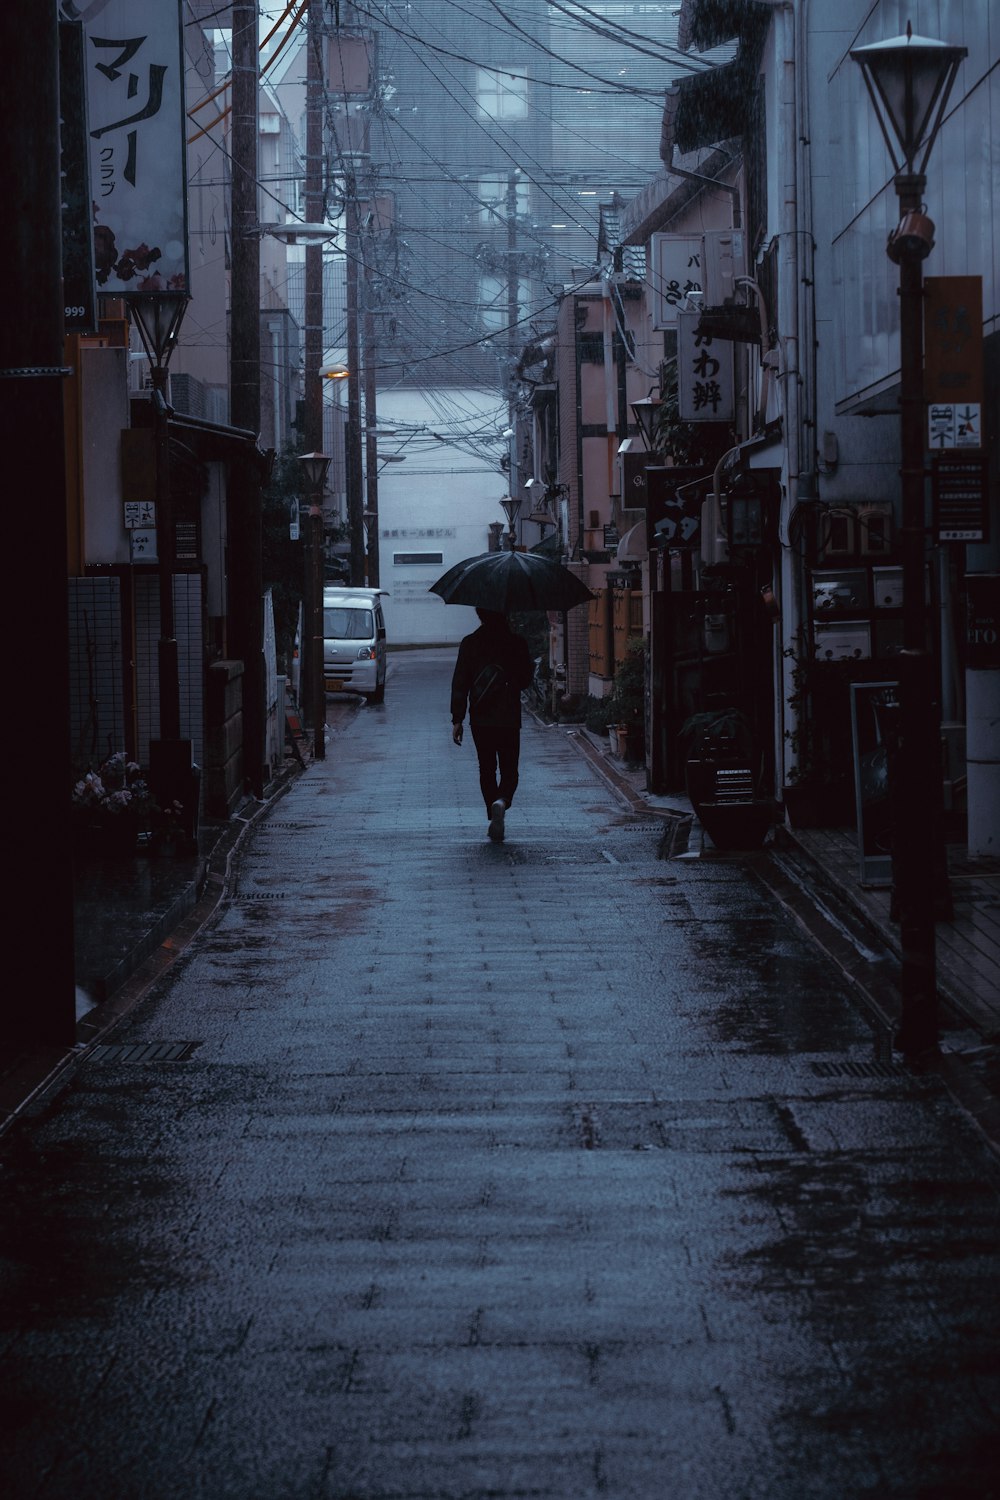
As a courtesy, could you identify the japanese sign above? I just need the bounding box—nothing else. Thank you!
[677,311,734,423]
[84,0,188,296]
[129,529,157,561]
[646,467,706,549]
[924,277,983,402]
[932,452,989,543]
[59,20,97,332]
[650,235,702,329]
[924,277,983,450]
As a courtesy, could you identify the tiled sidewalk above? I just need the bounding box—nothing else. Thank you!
[782,823,1000,1042]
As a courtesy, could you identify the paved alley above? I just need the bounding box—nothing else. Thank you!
[2,649,999,1499]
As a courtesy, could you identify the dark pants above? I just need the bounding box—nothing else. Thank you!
[471,724,520,814]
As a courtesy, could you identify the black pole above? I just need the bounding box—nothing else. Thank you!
[363,226,380,587]
[890,173,942,1057]
[345,177,365,586]
[230,0,265,796]
[304,0,326,760]
[151,366,180,742]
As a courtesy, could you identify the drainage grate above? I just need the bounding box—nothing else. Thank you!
[90,1041,200,1063]
[233,891,290,901]
[811,1059,907,1080]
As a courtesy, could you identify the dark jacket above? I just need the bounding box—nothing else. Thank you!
[450,620,533,729]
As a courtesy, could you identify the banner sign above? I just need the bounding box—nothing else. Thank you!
[60,21,97,332]
[647,466,707,549]
[650,235,702,329]
[677,311,734,422]
[925,277,983,451]
[84,0,189,295]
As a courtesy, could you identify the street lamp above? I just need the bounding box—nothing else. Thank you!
[631,390,663,452]
[298,451,331,762]
[499,495,521,549]
[126,289,196,842]
[850,22,966,1058]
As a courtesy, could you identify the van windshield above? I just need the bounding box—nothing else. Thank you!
[324,607,373,640]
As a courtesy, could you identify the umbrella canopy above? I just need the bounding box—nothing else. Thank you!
[429,550,595,613]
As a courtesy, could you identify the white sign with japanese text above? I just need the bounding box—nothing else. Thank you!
[677,311,734,422]
[84,0,189,295]
[650,235,702,328]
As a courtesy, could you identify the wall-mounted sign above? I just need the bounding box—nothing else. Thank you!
[123,500,155,530]
[84,0,189,295]
[60,20,96,333]
[677,311,734,423]
[929,403,981,449]
[932,451,989,542]
[965,573,1000,669]
[924,276,983,404]
[647,467,706,549]
[650,235,702,328]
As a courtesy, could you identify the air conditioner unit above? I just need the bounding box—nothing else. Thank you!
[702,230,746,306]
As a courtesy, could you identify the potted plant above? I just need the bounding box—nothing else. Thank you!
[611,637,646,763]
[679,706,773,850]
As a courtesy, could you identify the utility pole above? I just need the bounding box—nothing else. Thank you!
[304,0,327,759]
[3,2,76,1048]
[363,214,379,586]
[229,1,265,795]
[506,169,520,517]
[345,173,365,586]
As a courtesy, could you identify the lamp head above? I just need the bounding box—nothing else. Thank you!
[887,209,935,262]
[850,23,967,179]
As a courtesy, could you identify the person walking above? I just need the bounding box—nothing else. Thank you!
[451,609,534,841]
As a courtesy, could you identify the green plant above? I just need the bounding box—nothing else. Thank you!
[584,694,619,734]
[611,637,646,727]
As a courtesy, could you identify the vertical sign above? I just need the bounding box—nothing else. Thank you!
[59,20,97,332]
[924,276,982,450]
[84,0,189,295]
[677,311,734,422]
[650,235,702,328]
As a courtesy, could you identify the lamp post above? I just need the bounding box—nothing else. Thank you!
[631,390,663,452]
[850,23,966,1057]
[499,495,522,550]
[127,289,195,832]
[299,451,331,762]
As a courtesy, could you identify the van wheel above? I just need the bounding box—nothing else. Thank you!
[369,681,385,704]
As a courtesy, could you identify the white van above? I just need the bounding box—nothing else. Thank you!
[323,587,388,702]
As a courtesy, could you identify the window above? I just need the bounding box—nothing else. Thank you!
[393,552,443,566]
[477,173,529,224]
[476,67,528,121]
[324,607,373,639]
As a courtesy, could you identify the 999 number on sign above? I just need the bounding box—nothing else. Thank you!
[65,306,88,320]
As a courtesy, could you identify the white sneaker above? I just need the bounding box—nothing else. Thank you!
[488,799,506,842]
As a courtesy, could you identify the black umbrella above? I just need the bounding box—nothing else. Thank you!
[429,550,595,613]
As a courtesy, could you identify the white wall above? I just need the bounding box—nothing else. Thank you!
[372,388,509,646]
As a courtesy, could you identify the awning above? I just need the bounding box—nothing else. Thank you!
[616,521,648,562]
